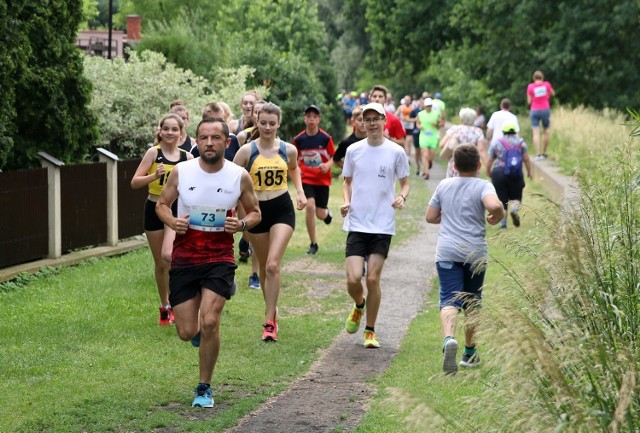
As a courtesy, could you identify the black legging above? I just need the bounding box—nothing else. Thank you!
[490,169,525,209]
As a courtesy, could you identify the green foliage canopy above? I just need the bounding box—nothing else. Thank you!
[84,50,261,158]
[340,0,640,116]
[120,0,344,141]
[1,0,98,171]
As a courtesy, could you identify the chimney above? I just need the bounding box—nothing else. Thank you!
[126,15,141,41]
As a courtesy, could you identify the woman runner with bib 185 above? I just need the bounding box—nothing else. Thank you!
[233,102,307,342]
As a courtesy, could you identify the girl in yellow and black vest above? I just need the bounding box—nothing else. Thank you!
[233,102,307,342]
[131,113,192,326]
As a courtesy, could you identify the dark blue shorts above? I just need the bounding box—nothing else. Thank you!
[530,109,551,128]
[436,261,484,310]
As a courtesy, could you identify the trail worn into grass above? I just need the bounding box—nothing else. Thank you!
[226,165,444,433]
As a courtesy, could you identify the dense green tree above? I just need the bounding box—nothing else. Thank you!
[316,0,369,93]
[87,0,122,30]
[359,0,458,97]
[540,0,640,110]
[120,0,343,140]
[0,0,25,169]
[229,0,341,139]
[1,0,98,171]
[360,0,640,114]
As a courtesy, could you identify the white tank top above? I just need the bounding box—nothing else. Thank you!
[176,158,243,232]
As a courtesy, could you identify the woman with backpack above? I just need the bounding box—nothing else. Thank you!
[486,122,532,228]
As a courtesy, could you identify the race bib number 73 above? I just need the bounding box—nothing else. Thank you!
[189,206,227,232]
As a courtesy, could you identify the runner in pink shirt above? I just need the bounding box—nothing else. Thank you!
[526,70,556,159]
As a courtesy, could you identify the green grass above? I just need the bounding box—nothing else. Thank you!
[353,178,553,433]
[6,109,633,432]
[0,171,431,432]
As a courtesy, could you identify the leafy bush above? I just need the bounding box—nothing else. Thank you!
[84,50,261,158]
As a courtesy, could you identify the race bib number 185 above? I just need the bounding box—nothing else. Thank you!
[189,206,226,232]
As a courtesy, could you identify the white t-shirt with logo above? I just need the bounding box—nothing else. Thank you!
[342,138,409,235]
[486,110,519,146]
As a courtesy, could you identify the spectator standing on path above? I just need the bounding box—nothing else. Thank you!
[486,122,533,229]
[341,102,410,349]
[426,144,504,375]
[486,98,519,147]
[416,97,440,179]
[156,117,261,408]
[527,70,556,160]
[439,107,487,178]
[368,84,406,147]
[333,106,367,169]
[131,113,193,325]
[292,105,336,255]
[233,102,307,342]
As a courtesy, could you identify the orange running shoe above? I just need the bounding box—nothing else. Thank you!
[262,321,277,342]
[158,306,171,326]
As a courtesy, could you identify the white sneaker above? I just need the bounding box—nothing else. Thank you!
[443,338,458,375]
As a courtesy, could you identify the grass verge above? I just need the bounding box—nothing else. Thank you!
[0,171,430,432]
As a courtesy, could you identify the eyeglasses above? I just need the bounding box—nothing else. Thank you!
[363,117,384,124]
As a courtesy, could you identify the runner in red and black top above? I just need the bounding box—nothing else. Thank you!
[292,105,336,255]
[368,84,406,147]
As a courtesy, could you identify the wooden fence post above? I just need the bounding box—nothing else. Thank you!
[97,148,119,246]
[38,152,64,259]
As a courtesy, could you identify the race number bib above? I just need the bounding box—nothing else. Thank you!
[189,206,226,232]
[533,85,548,97]
[302,152,322,167]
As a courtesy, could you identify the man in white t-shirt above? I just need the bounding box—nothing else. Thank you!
[486,98,519,146]
[340,102,410,349]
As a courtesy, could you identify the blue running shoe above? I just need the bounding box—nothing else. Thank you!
[249,273,260,289]
[191,332,201,347]
[192,384,214,408]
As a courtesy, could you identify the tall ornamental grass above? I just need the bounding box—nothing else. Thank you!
[478,131,640,432]
[549,106,631,176]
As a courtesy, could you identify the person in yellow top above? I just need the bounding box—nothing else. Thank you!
[233,102,307,342]
[131,113,193,325]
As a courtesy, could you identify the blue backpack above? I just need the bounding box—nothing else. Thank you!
[499,138,523,178]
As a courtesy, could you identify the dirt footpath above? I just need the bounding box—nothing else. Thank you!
[226,165,444,433]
